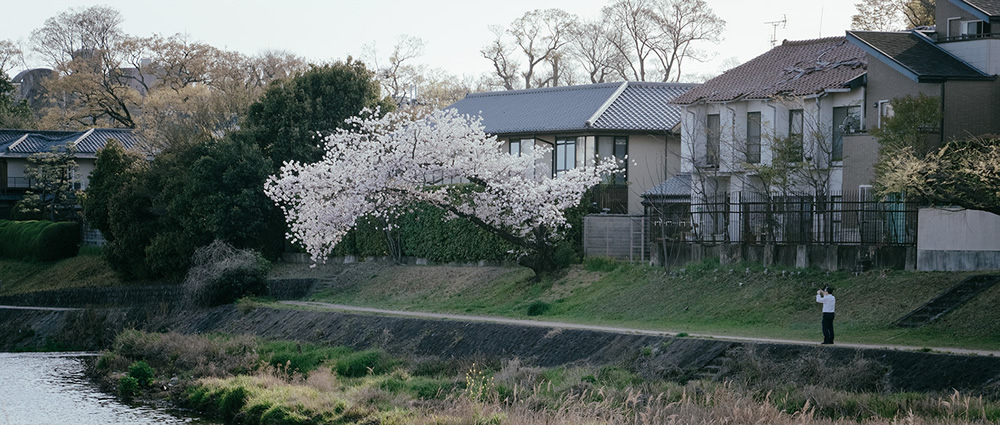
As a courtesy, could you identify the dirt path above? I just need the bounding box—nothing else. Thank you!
[280,300,1000,358]
[0,305,82,312]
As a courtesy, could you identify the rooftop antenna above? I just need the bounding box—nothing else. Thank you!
[765,15,788,47]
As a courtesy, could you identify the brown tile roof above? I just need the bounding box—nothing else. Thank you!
[672,37,866,105]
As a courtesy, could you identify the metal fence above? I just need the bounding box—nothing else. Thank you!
[681,190,917,246]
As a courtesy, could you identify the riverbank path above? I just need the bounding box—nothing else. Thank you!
[280,300,1000,358]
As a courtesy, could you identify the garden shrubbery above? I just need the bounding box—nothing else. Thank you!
[0,220,79,261]
[183,240,271,307]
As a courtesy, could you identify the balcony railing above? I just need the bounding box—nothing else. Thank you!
[939,32,1000,42]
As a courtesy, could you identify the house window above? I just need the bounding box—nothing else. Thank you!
[510,138,532,157]
[706,114,720,167]
[961,20,989,37]
[788,109,804,161]
[597,136,628,184]
[877,100,893,128]
[832,106,860,162]
[555,137,577,176]
[746,112,761,163]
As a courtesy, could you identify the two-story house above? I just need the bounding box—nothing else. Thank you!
[448,81,696,216]
[672,37,867,199]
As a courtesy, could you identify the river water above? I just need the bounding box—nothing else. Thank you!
[0,352,215,425]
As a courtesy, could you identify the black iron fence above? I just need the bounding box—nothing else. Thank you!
[652,190,917,246]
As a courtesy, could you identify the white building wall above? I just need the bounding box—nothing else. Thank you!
[917,207,1000,271]
[939,39,1000,75]
[678,87,866,197]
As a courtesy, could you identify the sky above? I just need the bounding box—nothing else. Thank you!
[2,0,856,82]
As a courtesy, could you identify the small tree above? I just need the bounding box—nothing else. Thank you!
[265,108,618,278]
[878,136,1000,215]
[15,145,79,221]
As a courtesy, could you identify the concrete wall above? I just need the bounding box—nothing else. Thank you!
[918,208,1000,271]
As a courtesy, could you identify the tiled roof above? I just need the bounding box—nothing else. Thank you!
[672,37,866,104]
[591,82,698,130]
[642,172,692,199]
[0,128,142,158]
[847,31,991,81]
[447,81,695,135]
[962,0,1000,17]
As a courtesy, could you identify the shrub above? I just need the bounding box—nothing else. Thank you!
[184,240,270,307]
[127,360,156,387]
[336,349,392,378]
[260,341,352,375]
[218,386,248,421]
[526,300,551,316]
[118,375,139,400]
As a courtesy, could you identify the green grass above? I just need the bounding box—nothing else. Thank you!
[0,248,129,296]
[305,260,1000,351]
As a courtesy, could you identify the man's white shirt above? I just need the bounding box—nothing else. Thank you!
[816,294,836,313]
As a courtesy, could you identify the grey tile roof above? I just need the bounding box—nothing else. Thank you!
[642,172,692,199]
[673,37,866,104]
[591,82,698,130]
[962,0,1000,17]
[847,31,992,81]
[0,128,142,158]
[447,81,695,135]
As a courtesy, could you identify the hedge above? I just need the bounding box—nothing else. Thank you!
[330,203,517,263]
[0,220,80,261]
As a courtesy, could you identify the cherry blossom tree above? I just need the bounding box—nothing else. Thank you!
[264,108,618,277]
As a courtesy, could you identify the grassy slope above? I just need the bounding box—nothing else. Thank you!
[3,252,997,351]
[0,248,126,296]
[298,260,1000,351]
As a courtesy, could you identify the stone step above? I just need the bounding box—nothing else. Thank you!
[895,274,999,328]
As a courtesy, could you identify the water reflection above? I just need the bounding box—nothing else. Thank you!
[0,352,214,425]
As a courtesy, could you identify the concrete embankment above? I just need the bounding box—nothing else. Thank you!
[1,299,999,394]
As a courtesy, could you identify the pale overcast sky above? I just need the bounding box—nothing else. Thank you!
[3,0,855,82]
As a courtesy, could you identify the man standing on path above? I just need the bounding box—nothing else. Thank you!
[816,286,836,344]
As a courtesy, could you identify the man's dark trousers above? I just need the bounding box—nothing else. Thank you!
[822,312,835,344]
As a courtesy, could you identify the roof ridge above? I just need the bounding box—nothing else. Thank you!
[846,31,921,78]
[465,82,623,98]
[781,36,847,46]
[71,128,95,149]
[6,134,29,152]
[585,81,628,128]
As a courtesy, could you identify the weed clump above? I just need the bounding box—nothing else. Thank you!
[183,240,270,307]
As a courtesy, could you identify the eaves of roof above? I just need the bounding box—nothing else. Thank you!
[956,0,1000,20]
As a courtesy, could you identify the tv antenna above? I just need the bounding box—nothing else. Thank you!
[765,15,787,47]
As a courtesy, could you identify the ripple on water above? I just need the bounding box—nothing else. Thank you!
[0,352,214,425]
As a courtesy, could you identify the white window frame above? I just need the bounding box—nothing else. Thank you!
[877,100,893,128]
[961,20,986,37]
